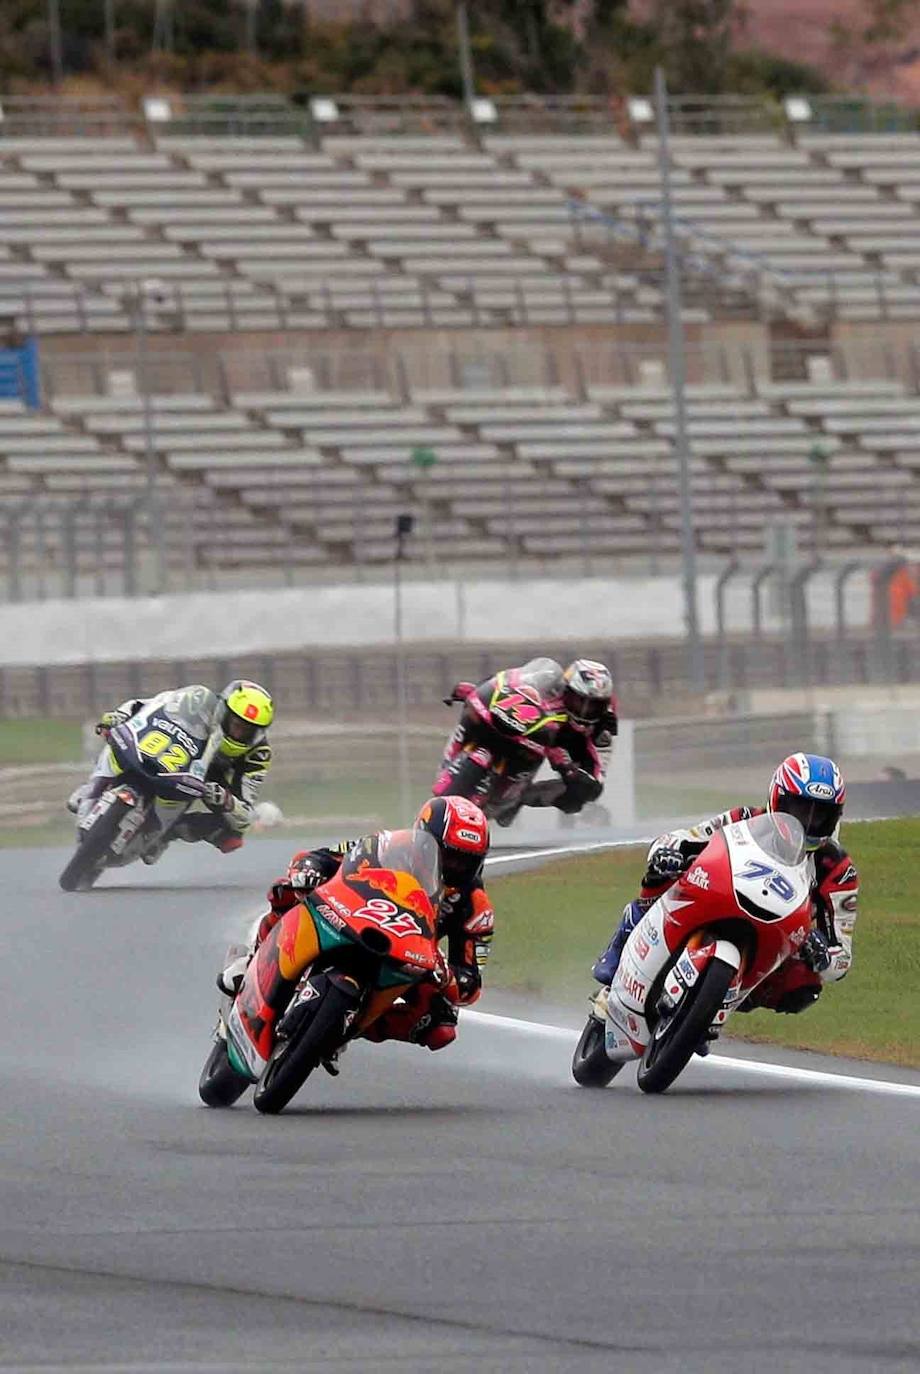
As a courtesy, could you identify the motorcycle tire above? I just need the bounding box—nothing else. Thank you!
[198,1033,250,1108]
[637,955,735,1095]
[253,979,358,1116]
[571,1014,623,1088]
[59,796,130,892]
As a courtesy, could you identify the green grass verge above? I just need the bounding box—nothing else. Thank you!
[487,818,920,1069]
[0,719,83,766]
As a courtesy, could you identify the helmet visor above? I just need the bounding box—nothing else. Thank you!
[223,708,259,747]
[775,794,842,846]
[564,690,607,725]
[442,847,483,887]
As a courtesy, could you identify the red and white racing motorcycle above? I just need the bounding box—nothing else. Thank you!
[572,812,813,1093]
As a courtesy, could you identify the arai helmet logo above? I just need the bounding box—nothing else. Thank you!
[807,781,836,800]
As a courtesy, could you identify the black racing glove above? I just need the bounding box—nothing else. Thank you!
[454,966,481,1004]
[644,845,688,885]
[558,766,603,812]
[800,929,831,973]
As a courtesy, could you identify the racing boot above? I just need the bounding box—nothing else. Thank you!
[217,948,252,998]
[592,900,644,984]
[141,829,173,866]
[66,783,88,815]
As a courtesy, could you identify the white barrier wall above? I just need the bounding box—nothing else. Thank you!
[0,569,868,667]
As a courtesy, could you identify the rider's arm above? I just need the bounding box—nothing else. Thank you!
[97,698,146,732]
[812,843,858,982]
[444,681,477,705]
[223,743,271,832]
[640,806,763,900]
[444,882,494,1004]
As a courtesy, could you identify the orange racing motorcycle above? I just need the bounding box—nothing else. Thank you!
[199,828,442,1114]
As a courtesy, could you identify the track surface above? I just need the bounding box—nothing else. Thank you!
[1,840,918,1373]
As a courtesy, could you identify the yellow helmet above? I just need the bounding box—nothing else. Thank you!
[217,680,274,759]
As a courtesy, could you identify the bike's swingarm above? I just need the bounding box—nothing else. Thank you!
[78,784,149,864]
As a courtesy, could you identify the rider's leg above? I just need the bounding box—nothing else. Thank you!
[171,812,244,852]
[592,899,648,984]
[362,982,459,1050]
[736,960,822,1015]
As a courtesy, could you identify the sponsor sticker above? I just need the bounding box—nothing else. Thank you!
[687,866,710,891]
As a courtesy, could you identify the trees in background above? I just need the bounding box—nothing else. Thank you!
[0,0,837,100]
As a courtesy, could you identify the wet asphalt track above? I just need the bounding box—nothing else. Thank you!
[1,839,919,1373]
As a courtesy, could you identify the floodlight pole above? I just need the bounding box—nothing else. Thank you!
[457,3,476,106]
[133,290,166,594]
[47,0,64,85]
[654,66,705,692]
[104,0,115,64]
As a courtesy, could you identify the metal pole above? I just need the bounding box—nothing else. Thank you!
[394,515,414,824]
[47,0,64,85]
[104,0,116,64]
[654,66,704,691]
[135,292,166,592]
[457,2,476,107]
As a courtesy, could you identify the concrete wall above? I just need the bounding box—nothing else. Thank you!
[0,567,872,668]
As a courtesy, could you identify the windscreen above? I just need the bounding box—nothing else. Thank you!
[345,828,442,906]
[517,657,564,703]
[747,811,806,868]
[158,685,219,740]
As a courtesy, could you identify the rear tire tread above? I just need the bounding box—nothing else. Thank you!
[572,1013,622,1088]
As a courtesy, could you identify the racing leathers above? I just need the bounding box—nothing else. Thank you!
[72,690,271,854]
[435,657,617,819]
[593,805,858,1014]
[234,833,495,1051]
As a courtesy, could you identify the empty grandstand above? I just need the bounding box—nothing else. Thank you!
[2,84,920,698]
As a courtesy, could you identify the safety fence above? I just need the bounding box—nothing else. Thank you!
[1,92,917,142]
[2,630,919,725]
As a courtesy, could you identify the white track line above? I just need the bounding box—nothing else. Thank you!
[487,838,646,868]
[463,1008,920,1099]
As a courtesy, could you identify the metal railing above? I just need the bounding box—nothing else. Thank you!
[1,91,918,144]
[33,334,920,408]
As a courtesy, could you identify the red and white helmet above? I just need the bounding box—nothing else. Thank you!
[562,659,615,728]
[768,753,845,851]
[414,795,490,887]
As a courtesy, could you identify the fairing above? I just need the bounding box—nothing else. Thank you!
[603,813,812,1063]
[227,830,441,1078]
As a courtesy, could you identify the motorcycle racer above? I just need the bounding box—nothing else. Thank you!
[68,679,274,861]
[592,753,857,1016]
[435,656,618,820]
[220,795,494,1056]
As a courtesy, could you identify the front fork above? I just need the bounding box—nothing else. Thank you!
[603,933,744,1062]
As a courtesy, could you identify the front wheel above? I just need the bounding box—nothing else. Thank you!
[572,1014,622,1088]
[198,1033,250,1108]
[637,956,735,1095]
[59,796,131,892]
[253,979,359,1115]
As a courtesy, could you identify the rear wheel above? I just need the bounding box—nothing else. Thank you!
[253,979,359,1115]
[59,797,130,892]
[637,956,735,1095]
[198,1033,250,1108]
[572,1014,622,1088]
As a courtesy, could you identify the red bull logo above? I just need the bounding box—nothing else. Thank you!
[357,866,434,923]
